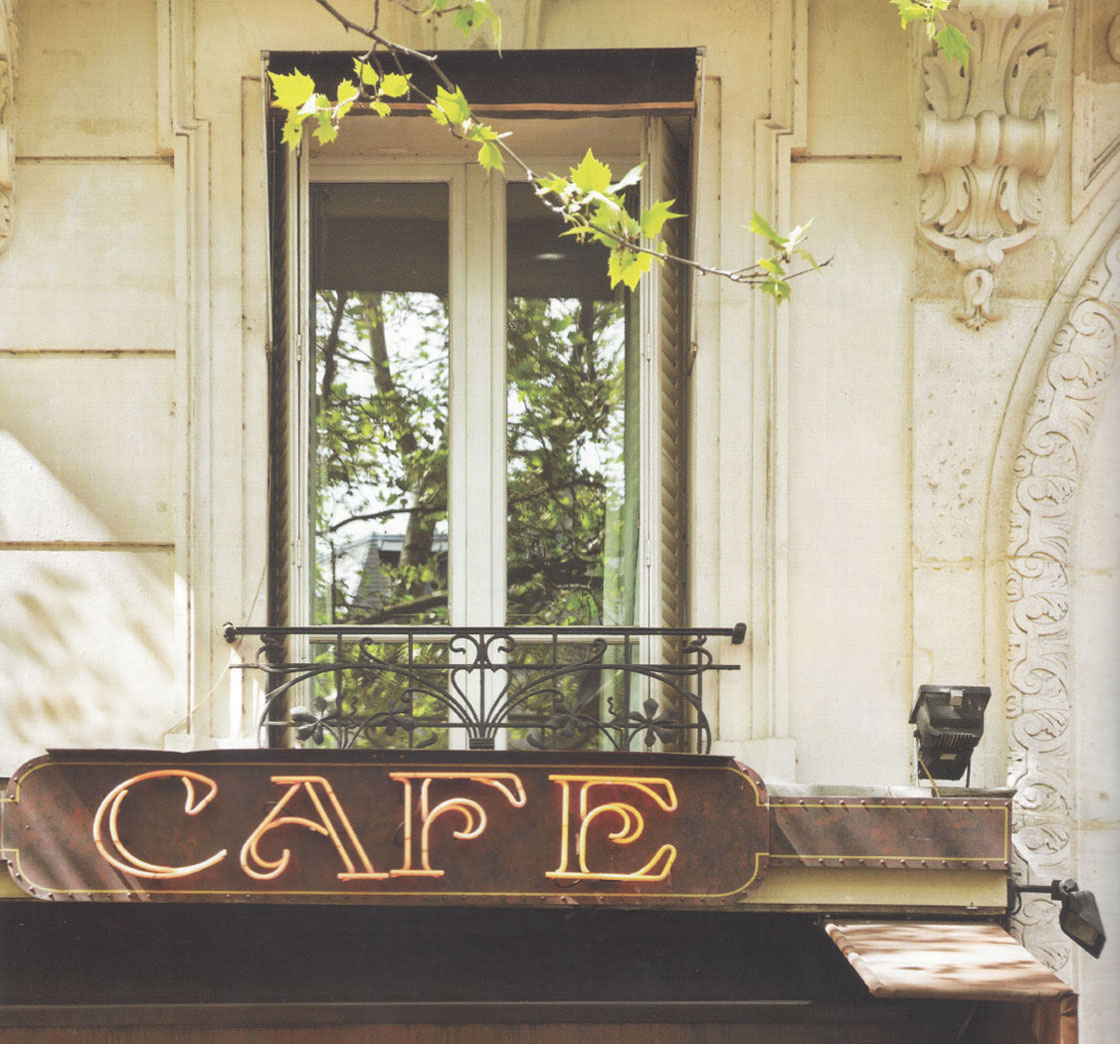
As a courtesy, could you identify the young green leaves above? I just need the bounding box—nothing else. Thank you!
[425,0,502,51]
[889,0,969,68]
[267,0,502,149]
[569,150,613,195]
[535,150,684,291]
[268,65,411,147]
[641,199,683,240]
[268,69,319,146]
[934,24,970,68]
[748,211,818,303]
[427,85,506,172]
[471,126,505,174]
[455,0,502,52]
[354,59,411,113]
[427,84,471,125]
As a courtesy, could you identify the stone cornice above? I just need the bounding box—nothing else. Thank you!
[918,0,1064,327]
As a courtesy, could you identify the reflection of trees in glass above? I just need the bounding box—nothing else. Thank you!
[309,283,635,749]
[504,294,636,750]
[311,288,450,748]
[313,289,449,626]
[506,295,635,627]
[314,287,633,630]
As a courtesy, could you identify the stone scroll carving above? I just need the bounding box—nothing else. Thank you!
[919,0,1063,328]
[0,0,14,252]
[1007,233,1120,978]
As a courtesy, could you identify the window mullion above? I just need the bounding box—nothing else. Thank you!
[487,170,508,627]
[447,167,470,627]
[450,164,506,628]
[289,142,311,651]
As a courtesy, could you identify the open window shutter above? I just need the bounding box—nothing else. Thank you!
[644,117,692,643]
[265,97,314,742]
[265,98,312,652]
[265,107,291,632]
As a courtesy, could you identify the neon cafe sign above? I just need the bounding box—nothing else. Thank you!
[1,751,769,904]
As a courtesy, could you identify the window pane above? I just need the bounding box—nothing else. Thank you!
[310,182,450,626]
[505,182,639,626]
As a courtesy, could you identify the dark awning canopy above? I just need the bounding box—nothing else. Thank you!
[265,47,699,118]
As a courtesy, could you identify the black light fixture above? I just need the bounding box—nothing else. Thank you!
[910,684,991,783]
[1011,879,1107,959]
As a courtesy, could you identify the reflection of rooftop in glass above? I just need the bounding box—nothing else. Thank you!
[366,533,449,553]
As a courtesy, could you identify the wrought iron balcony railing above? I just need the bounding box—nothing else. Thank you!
[222,624,746,755]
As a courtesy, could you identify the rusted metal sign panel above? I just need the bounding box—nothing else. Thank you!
[768,795,1011,870]
[1,750,768,905]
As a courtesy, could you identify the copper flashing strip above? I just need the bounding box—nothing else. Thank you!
[769,796,1011,869]
[379,101,696,116]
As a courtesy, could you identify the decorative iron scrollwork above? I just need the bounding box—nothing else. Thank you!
[223,624,744,754]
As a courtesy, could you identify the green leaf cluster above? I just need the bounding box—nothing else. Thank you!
[269,65,412,147]
[536,150,683,290]
[890,0,969,68]
[935,25,970,68]
[427,85,505,172]
[748,211,818,303]
[271,0,971,304]
[425,0,502,50]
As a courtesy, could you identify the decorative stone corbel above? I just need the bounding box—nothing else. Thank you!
[918,0,1063,329]
[0,0,15,253]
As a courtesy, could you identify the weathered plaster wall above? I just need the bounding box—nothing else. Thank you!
[787,0,916,786]
[0,0,176,771]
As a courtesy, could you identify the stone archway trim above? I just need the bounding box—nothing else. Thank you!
[1006,232,1120,976]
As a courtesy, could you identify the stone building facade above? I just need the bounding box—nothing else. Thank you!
[0,0,1116,1039]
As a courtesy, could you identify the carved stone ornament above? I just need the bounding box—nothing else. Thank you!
[1006,233,1120,978]
[0,0,14,252]
[918,0,1063,328]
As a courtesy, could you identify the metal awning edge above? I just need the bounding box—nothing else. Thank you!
[824,921,1077,1044]
[824,921,1074,1001]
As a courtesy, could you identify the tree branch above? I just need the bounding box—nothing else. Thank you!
[314,0,456,90]
[297,0,820,298]
[328,503,442,534]
[359,590,449,622]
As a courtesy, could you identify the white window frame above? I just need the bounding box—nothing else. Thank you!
[285,124,671,634]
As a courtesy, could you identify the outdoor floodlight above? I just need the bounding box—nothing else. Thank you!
[1011,879,1107,959]
[910,684,990,783]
